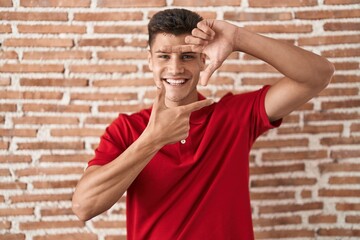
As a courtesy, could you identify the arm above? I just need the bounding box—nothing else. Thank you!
[185,20,335,121]
[72,86,213,221]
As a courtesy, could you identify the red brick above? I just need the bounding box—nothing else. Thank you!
[13,116,78,125]
[3,38,73,47]
[0,103,17,112]
[329,176,360,185]
[20,0,90,7]
[322,48,360,58]
[23,51,91,60]
[278,124,343,134]
[10,193,72,203]
[0,155,32,163]
[333,62,359,70]
[33,180,78,189]
[244,24,312,33]
[0,64,64,73]
[173,0,240,6]
[253,216,301,227]
[301,190,312,199]
[305,112,360,121]
[85,116,114,124]
[0,182,27,190]
[332,75,360,83]
[331,149,360,159]
[94,25,147,34]
[0,129,37,137]
[309,214,337,223]
[253,138,308,149]
[20,220,84,230]
[0,208,34,216]
[252,177,317,187]
[320,163,360,173]
[346,215,360,223]
[251,191,295,200]
[324,22,360,31]
[0,169,11,176]
[321,136,360,146]
[296,9,360,19]
[93,220,126,228]
[0,141,9,150]
[126,38,148,48]
[0,51,17,59]
[50,128,103,137]
[317,228,360,237]
[255,229,314,239]
[105,235,127,240]
[336,203,360,211]
[20,78,88,87]
[224,11,292,21]
[97,51,148,60]
[98,0,166,7]
[0,0,12,6]
[0,91,63,99]
[40,208,73,216]
[322,99,360,110]
[17,141,84,150]
[39,154,92,163]
[324,0,359,4]
[0,12,68,21]
[319,189,360,197]
[319,87,359,96]
[0,221,11,229]
[98,104,146,113]
[351,123,360,132]
[250,163,305,175]
[71,92,137,101]
[0,77,11,86]
[17,24,86,34]
[262,150,327,161]
[34,233,97,240]
[16,167,84,176]
[0,24,11,33]
[23,104,90,113]
[299,35,360,46]
[0,234,25,240]
[259,202,323,214]
[69,64,137,73]
[74,11,143,21]
[249,0,317,7]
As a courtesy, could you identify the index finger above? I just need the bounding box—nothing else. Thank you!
[182,99,214,113]
[159,44,204,54]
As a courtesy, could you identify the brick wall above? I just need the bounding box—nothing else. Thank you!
[0,0,359,239]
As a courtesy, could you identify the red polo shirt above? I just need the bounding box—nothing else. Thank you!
[88,85,281,239]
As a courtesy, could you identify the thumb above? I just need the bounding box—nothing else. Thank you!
[183,99,214,113]
[200,61,221,86]
[153,83,166,111]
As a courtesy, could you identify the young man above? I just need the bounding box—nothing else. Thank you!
[72,8,334,239]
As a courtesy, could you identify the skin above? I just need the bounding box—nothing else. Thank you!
[72,19,334,221]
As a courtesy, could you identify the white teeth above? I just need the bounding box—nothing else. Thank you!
[165,79,186,85]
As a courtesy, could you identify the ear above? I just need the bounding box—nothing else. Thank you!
[148,50,153,72]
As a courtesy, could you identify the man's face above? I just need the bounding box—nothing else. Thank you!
[148,33,205,107]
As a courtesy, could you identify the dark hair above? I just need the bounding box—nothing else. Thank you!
[148,8,203,47]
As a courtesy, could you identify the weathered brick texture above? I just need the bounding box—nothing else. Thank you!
[1,0,359,239]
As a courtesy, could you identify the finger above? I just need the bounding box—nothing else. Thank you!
[197,20,216,39]
[191,28,212,41]
[159,44,204,54]
[182,99,214,113]
[153,82,166,110]
[200,61,222,86]
[185,36,208,46]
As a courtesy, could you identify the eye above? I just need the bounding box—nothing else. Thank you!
[182,54,195,60]
[158,55,170,59]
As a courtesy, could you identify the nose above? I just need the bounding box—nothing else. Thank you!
[167,56,184,75]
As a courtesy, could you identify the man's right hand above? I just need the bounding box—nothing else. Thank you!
[145,86,213,147]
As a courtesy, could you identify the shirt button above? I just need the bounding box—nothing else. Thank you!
[180,139,186,144]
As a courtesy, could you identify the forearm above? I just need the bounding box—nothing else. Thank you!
[72,130,162,221]
[234,27,334,86]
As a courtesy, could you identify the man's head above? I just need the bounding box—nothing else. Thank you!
[148,8,203,49]
[147,9,206,107]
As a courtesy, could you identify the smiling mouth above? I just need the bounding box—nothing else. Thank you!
[162,78,189,86]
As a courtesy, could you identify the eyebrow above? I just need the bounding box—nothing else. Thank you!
[154,51,196,54]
